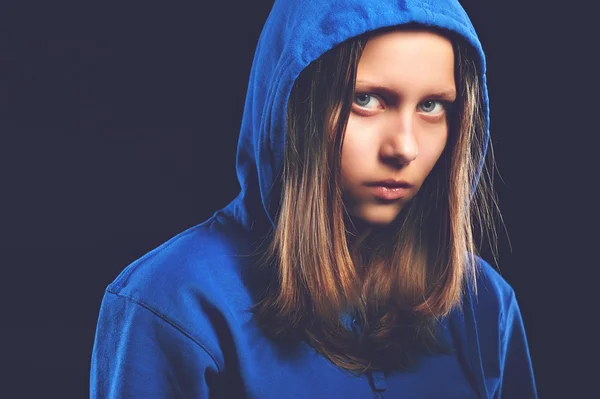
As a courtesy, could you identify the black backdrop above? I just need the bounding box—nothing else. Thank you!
[2,1,595,398]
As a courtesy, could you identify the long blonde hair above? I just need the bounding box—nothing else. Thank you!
[253,26,497,372]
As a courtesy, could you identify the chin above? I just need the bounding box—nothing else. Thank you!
[351,205,402,227]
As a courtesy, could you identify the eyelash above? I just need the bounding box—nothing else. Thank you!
[353,93,453,114]
[419,100,452,114]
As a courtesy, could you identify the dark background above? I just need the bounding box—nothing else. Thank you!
[1,1,595,398]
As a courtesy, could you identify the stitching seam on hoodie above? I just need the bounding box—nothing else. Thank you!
[105,290,223,374]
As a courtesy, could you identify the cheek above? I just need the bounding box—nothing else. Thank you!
[340,121,373,180]
[418,129,449,173]
[340,141,360,184]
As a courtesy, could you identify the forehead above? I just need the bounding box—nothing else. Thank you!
[356,29,456,92]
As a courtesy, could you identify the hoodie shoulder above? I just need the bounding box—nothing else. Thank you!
[109,212,253,296]
[102,212,257,358]
[450,256,537,397]
[473,256,516,314]
[468,256,518,363]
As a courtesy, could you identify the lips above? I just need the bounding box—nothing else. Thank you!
[368,179,413,189]
[366,179,413,200]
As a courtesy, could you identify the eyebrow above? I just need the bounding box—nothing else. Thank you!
[355,80,457,101]
[427,89,457,100]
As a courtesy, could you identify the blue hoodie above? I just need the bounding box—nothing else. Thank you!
[90,0,537,397]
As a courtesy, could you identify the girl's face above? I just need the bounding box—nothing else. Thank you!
[341,29,456,226]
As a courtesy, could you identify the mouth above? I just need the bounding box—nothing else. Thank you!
[367,179,413,189]
[366,180,413,201]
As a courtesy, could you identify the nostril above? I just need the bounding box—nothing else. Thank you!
[382,155,412,168]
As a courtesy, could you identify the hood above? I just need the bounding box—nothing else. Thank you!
[223,0,489,233]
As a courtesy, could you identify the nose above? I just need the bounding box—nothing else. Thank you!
[379,113,419,165]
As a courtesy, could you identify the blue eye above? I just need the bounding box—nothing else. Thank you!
[355,94,371,106]
[418,100,447,114]
[355,94,382,109]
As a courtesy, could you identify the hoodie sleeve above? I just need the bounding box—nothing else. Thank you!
[90,290,220,398]
[496,290,538,398]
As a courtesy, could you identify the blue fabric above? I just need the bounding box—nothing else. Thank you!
[90,0,537,397]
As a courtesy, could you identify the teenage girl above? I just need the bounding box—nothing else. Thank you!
[91,0,538,397]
